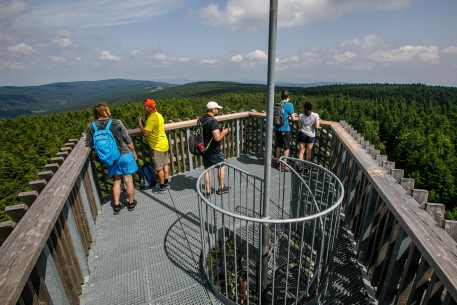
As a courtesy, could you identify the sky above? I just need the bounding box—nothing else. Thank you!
[1,0,457,87]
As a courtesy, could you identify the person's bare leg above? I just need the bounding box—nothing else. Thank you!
[298,143,305,161]
[163,164,169,180]
[157,168,164,185]
[305,143,314,161]
[218,166,225,189]
[124,174,135,203]
[205,171,211,193]
[113,175,121,205]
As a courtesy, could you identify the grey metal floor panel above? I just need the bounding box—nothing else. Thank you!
[80,155,372,305]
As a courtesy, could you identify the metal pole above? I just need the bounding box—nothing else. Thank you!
[261,0,278,300]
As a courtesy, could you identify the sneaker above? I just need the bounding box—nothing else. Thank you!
[164,182,171,189]
[204,189,215,198]
[216,186,231,195]
[113,203,124,215]
[153,185,167,194]
[127,199,137,211]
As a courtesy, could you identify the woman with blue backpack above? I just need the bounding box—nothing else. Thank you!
[85,102,138,214]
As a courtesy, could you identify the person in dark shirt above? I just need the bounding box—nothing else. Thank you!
[85,102,138,214]
[199,101,230,197]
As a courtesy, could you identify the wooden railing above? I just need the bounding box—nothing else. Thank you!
[0,111,456,304]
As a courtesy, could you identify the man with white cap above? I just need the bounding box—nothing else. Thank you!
[199,101,230,197]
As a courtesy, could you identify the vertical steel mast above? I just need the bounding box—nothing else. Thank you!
[261,0,278,300]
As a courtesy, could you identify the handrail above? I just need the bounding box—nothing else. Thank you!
[0,112,456,304]
[324,121,457,303]
[0,139,93,304]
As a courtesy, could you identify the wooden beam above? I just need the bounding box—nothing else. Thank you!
[5,204,28,223]
[29,180,47,193]
[0,221,16,242]
[18,191,39,207]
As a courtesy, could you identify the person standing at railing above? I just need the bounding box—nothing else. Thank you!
[138,99,170,194]
[297,100,320,172]
[200,101,230,198]
[274,89,298,171]
[85,102,138,214]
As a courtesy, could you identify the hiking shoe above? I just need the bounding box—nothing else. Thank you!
[153,185,167,194]
[204,189,215,198]
[216,186,231,195]
[113,203,123,215]
[127,199,137,211]
[164,182,171,189]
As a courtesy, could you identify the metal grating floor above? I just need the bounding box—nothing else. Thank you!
[80,155,374,305]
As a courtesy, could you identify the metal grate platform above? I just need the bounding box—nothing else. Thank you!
[80,155,374,305]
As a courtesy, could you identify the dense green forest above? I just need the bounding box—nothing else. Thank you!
[1,83,456,222]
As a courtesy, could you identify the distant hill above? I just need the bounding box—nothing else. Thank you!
[0,79,174,118]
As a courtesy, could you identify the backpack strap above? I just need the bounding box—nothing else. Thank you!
[199,116,215,149]
[91,121,98,132]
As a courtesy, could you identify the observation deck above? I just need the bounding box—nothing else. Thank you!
[0,112,456,305]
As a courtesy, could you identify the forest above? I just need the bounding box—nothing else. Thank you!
[0,82,456,222]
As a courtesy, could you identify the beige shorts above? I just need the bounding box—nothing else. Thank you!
[151,150,169,171]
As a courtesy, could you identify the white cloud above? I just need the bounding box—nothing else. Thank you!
[147,52,191,66]
[100,50,121,61]
[0,0,26,21]
[199,59,222,68]
[231,54,244,63]
[197,0,411,31]
[245,50,268,63]
[49,56,66,63]
[52,30,76,49]
[369,45,439,64]
[29,0,182,28]
[130,49,142,58]
[341,34,384,49]
[7,43,36,56]
[443,45,457,54]
[177,57,190,63]
[334,51,357,63]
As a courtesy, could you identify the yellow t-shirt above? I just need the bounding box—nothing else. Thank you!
[144,112,169,152]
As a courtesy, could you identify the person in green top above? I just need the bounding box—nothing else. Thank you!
[138,99,170,194]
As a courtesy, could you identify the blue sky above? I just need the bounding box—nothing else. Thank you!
[1,0,456,87]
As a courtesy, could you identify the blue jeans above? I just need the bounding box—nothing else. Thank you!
[202,151,224,169]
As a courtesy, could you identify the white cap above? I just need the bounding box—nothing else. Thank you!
[206,101,223,110]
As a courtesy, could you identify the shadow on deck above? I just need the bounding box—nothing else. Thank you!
[80,155,373,305]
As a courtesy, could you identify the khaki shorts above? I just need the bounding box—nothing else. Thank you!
[151,150,169,171]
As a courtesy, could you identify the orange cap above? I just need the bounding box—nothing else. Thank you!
[144,99,156,109]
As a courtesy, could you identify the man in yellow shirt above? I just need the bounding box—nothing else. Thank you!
[138,99,170,194]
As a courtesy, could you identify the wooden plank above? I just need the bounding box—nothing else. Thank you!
[51,157,65,166]
[328,122,457,301]
[18,191,39,207]
[0,221,16,242]
[29,180,47,193]
[0,139,90,305]
[44,163,59,174]
[38,171,54,182]
[5,204,28,223]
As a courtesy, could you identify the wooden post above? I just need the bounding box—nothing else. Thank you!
[18,191,39,207]
[442,220,457,242]
[390,169,404,183]
[412,189,429,209]
[5,204,28,223]
[51,157,65,166]
[44,163,59,174]
[376,155,388,167]
[0,221,16,242]
[38,171,54,182]
[425,203,445,227]
[29,180,47,193]
[400,178,415,195]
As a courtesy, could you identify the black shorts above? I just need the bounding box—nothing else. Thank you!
[298,132,316,144]
[275,131,291,150]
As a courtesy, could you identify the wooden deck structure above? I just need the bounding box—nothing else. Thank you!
[0,112,456,304]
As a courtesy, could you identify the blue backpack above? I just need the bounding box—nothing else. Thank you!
[139,163,157,189]
[91,119,120,166]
